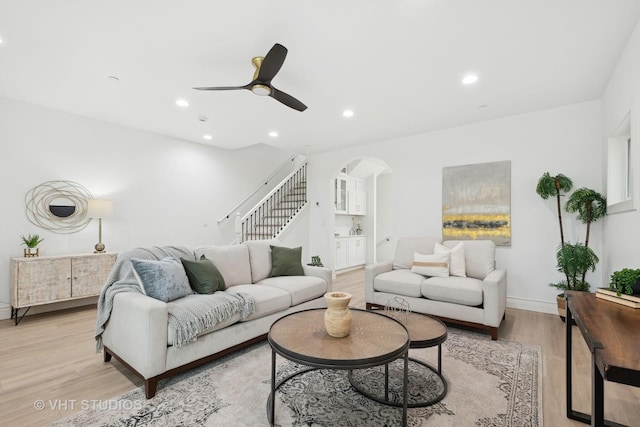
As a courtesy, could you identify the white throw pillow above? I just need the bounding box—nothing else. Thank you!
[411,252,449,277]
[434,242,466,277]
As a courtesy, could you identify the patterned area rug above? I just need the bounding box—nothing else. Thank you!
[50,329,542,426]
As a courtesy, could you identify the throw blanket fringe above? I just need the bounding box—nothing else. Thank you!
[168,292,256,348]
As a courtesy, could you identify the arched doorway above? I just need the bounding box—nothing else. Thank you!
[331,157,393,272]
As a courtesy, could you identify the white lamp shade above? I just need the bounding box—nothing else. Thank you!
[87,199,113,219]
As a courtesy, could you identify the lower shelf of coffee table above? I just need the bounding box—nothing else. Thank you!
[348,357,448,408]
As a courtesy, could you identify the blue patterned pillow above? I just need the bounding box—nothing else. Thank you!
[131,257,192,302]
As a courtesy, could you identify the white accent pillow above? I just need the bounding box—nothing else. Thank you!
[411,252,449,277]
[434,242,466,277]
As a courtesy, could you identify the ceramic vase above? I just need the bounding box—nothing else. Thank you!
[324,291,352,337]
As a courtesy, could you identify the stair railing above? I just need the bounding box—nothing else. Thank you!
[217,154,304,224]
[241,162,307,241]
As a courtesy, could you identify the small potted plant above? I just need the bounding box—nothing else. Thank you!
[21,233,44,257]
[609,268,640,296]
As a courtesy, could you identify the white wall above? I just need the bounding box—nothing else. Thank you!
[375,172,394,262]
[278,204,311,263]
[602,18,640,279]
[0,97,294,319]
[308,100,604,313]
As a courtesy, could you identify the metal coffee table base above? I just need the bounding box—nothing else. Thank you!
[348,356,448,408]
[267,349,410,426]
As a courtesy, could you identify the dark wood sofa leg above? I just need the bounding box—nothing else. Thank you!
[103,348,112,362]
[145,379,158,399]
[490,327,498,341]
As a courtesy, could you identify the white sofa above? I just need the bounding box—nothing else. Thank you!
[99,239,332,398]
[365,237,506,340]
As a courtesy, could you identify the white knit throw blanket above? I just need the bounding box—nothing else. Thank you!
[168,292,255,348]
[94,246,255,350]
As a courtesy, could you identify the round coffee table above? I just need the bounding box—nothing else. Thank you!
[348,311,448,407]
[267,308,410,426]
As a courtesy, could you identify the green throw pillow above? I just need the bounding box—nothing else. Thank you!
[180,255,226,294]
[269,245,304,277]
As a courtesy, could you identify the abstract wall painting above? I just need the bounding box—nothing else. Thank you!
[442,160,511,246]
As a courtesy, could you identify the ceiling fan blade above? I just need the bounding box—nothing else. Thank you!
[256,43,288,82]
[270,87,307,112]
[193,85,249,91]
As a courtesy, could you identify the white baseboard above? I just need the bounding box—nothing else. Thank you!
[507,296,557,315]
[0,303,11,320]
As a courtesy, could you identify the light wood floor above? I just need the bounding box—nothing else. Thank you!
[1,268,639,426]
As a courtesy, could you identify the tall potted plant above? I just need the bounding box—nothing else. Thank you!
[536,174,607,320]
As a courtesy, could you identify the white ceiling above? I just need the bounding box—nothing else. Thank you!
[1,1,639,154]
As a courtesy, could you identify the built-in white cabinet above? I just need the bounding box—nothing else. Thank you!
[348,190,366,215]
[335,174,366,215]
[335,236,366,270]
[335,176,348,214]
[335,238,350,270]
[348,236,366,266]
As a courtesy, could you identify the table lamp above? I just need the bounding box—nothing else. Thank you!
[87,199,113,253]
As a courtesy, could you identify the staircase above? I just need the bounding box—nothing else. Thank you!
[241,163,307,241]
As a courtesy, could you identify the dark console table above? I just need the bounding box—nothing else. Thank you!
[566,291,640,427]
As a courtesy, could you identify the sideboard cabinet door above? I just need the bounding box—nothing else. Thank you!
[13,258,71,307]
[71,254,117,298]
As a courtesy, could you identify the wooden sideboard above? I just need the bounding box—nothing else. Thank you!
[10,253,117,325]
[565,291,640,426]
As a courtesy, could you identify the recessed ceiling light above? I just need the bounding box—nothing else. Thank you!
[342,110,354,118]
[176,99,189,107]
[462,74,478,85]
[203,134,213,140]
[0,38,3,44]
[268,131,278,138]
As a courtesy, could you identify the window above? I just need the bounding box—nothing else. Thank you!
[607,103,637,214]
